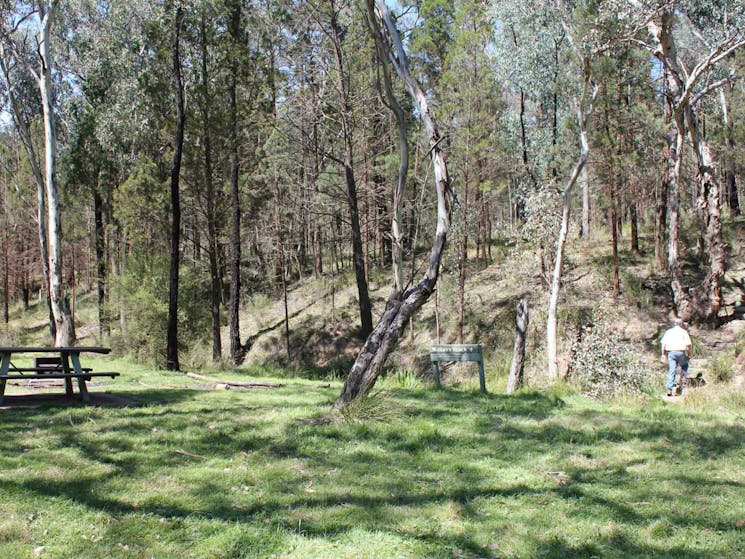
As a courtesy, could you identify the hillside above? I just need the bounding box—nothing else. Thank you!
[4,220,745,399]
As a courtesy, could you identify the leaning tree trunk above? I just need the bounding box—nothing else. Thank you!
[506,298,529,394]
[546,58,597,380]
[166,6,185,371]
[365,3,408,293]
[334,0,454,409]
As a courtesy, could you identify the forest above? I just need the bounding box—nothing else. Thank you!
[1,0,745,406]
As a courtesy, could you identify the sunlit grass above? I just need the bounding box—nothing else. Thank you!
[0,363,743,558]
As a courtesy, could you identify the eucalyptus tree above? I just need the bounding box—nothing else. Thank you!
[629,0,745,323]
[0,0,74,345]
[544,8,599,381]
[335,0,454,409]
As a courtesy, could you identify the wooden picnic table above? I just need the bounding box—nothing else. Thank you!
[0,346,119,404]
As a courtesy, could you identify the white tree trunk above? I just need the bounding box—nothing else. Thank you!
[546,57,596,380]
[0,48,53,335]
[38,1,73,346]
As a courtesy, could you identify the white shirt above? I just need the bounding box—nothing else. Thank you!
[661,325,692,353]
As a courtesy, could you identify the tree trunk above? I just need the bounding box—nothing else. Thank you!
[93,186,109,338]
[334,0,454,409]
[457,172,469,344]
[366,4,408,293]
[228,1,243,364]
[201,14,222,362]
[720,85,739,216]
[329,4,373,338]
[546,58,596,380]
[655,137,669,272]
[645,9,741,324]
[506,298,529,394]
[38,1,73,347]
[166,6,185,371]
[0,47,55,338]
[580,166,590,238]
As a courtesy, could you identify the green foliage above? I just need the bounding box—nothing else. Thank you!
[111,256,213,367]
[569,319,651,399]
[338,390,402,423]
[709,354,736,383]
[384,369,422,390]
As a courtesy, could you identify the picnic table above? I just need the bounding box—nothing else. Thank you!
[0,346,119,404]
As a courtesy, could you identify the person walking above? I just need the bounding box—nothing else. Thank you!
[660,317,692,396]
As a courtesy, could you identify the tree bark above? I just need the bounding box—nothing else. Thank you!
[506,298,529,394]
[366,5,408,293]
[166,6,185,371]
[580,166,590,238]
[334,0,454,409]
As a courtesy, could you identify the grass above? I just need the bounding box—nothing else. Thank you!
[0,362,743,558]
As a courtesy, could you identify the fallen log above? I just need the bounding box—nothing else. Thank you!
[184,372,283,388]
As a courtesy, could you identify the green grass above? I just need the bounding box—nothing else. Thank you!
[0,363,744,558]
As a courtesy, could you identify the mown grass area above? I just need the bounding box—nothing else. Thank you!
[0,363,744,559]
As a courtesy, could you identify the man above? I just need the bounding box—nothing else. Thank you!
[660,318,692,397]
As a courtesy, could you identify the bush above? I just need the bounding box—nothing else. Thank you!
[568,320,650,399]
[111,256,213,367]
[709,355,735,383]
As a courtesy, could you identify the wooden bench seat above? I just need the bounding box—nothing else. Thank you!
[0,372,119,380]
[6,367,94,374]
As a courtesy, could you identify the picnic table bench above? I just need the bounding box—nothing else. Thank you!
[430,344,486,393]
[0,347,119,404]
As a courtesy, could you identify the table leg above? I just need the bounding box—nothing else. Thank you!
[478,358,487,394]
[70,353,90,403]
[61,353,74,397]
[0,352,9,405]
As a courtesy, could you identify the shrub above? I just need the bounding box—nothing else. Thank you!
[709,355,735,383]
[110,256,213,367]
[339,391,402,423]
[568,320,650,399]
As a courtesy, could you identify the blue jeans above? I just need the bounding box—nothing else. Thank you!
[667,351,689,392]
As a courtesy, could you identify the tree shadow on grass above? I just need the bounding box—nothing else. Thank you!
[1,387,743,558]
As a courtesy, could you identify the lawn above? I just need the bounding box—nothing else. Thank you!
[0,362,743,559]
